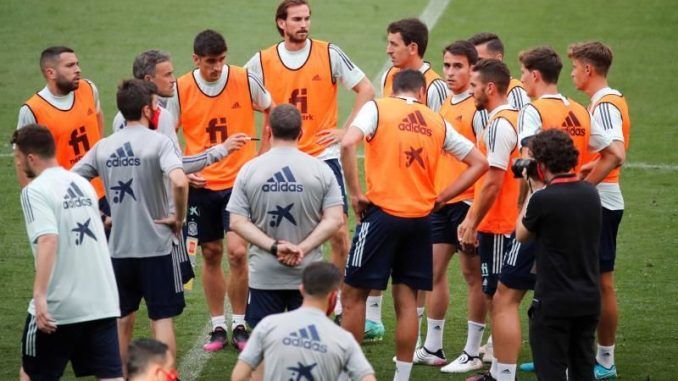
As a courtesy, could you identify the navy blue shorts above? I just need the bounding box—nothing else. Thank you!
[500,239,536,290]
[112,254,185,320]
[430,202,470,245]
[478,232,515,296]
[187,187,233,243]
[98,196,111,239]
[174,230,195,285]
[21,315,121,380]
[599,208,623,273]
[344,205,433,291]
[324,158,348,214]
[246,288,303,328]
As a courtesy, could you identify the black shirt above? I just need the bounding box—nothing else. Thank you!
[523,180,601,317]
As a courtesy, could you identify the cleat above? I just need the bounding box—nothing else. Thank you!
[202,327,228,352]
[519,362,534,372]
[231,324,249,352]
[594,362,617,379]
[413,346,447,366]
[441,351,483,373]
[364,319,385,342]
[465,372,496,381]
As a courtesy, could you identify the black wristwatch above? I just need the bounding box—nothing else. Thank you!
[270,240,279,256]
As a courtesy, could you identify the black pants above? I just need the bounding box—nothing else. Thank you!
[529,301,599,381]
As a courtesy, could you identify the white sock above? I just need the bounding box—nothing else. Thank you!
[494,362,516,381]
[490,359,498,377]
[423,318,445,352]
[231,314,246,329]
[366,296,383,323]
[334,290,343,315]
[596,344,615,368]
[211,315,227,331]
[393,360,413,381]
[464,321,486,356]
[416,307,425,342]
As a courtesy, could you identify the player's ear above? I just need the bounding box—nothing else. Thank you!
[299,284,305,295]
[409,42,419,57]
[192,54,200,67]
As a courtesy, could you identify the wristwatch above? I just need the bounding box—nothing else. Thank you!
[270,240,279,256]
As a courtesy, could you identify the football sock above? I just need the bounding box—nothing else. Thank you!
[366,295,383,323]
[211,315,227,331]
[596,344,615,368]
[231,314,246,329]
[423,318,445,352]
[464,321,486,357]
[494,362,517,381]
[393,360,413,381]
[416,307,425,343]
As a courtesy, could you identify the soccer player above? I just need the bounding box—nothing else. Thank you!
[340,70,487,381]
[456,59,522,381]
[13,125,122,381]
[244,0,375,321]
[413,40,488,371]
[382,18,449,111]
[127,339,178,381]
[468,33,531,110]
[232,262,376,381]
[568,41,630,380]
[73,80,189,371]
[167,29,274,352]
[226,104,344,328]
[16,46,107,217]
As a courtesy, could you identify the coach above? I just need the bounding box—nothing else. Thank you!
[516,129,602,381]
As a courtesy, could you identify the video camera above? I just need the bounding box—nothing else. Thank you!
[511,158,538,179]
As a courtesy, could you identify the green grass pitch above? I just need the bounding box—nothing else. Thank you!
[0,0,676,380]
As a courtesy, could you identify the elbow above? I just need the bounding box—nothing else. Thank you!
[358,79,376,100]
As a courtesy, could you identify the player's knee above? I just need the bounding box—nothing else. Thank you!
[462,266,481,288]
[226,245,247,267]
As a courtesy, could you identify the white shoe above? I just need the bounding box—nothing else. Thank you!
[441,351,483,373]
[413,346,447,366]
[482,343,495,364]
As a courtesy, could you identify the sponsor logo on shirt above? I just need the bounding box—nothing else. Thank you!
[561,111,586,137]
[398,111,432,136]
[287,361,318,381]
[106,142,141,167]
[72,218,97,245]
[68,126,90,163]
[283,324,327,353]
[289,88,313,120]
[111,178,136,204]
[63,181,93,209]
[267,203,297,227]
[262,166,304,192]
[404,146,425,168]
[206,117,228,144]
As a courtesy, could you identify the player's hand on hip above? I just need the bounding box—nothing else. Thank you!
[34,296,57,334]
[315,129,345,147]
[223,133,249,153]
[154,214,184,236]
[350,194,370,222]
[458,218,479,254]
[186,173,207,188]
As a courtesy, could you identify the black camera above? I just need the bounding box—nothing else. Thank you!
[511,158,538,179]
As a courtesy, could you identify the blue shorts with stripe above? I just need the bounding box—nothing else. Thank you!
[478,232,514,296]
[186,187,233,243]
[430,201,470,245]
[500,239,536,291]
[324,158,348,214]
[344,205,432,291]
[245,288,303,329]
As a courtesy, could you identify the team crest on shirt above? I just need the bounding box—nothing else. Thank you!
[187,221,199,237]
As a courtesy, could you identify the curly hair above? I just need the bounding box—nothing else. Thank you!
[529,129,579,173]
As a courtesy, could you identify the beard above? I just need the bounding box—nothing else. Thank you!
[55,75,79,94]
[286,30,308,44]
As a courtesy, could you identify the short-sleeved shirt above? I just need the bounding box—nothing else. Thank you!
[226,147,343,289]
[239,307,374,381]
[484,104,519,170]
[72,124,183,258]
[522,180,602,317]
[380,62,449,112]
[20,167,119,324]
[507,79,531,110]
[245,40,366,161]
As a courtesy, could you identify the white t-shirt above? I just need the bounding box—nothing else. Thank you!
[165,66,272,122]
[517,93,612,152]
[590,87,626,210]
[351,96,474,160]
[483,104,519,170]
[245,39,367,161]
[380,62,449,112]
[20,167,119,324]
[508,83,531,111]
[17,80,101,129]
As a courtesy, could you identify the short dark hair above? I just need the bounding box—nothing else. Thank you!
[11,124,55,159]
[275,0,310,37]
[40,46,74,71]
[567,41,613,76]
[392,69,426,95]
[193,29,227,57]
[270,104,302,140]
[529,129,579,174]
[133,50,171,79]
[127,338,169,379]
[117,79,156,121]
[468,32,504,55]
[471,58,511,95]
[302,262,341,297]
[519,46,563,84]
[387,18,429,57]
[443,40,479,65]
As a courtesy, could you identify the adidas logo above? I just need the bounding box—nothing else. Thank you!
[63,181,93,209]
[87,108,94,115]
[455,115,463,121]
[106,142,141,167]
[561,111,585,137]
[312,74,322,81]
[433,325,441,330]
[501,369,512,374]
[262,166,304,192]
[282,324,327,353]
[398,110,432,136]
[232,102,241,109]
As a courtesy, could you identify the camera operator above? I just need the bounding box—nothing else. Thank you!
[515,129,601,381]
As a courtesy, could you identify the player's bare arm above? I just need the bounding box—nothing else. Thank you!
[340,126,369,218]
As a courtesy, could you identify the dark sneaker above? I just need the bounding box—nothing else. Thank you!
[202,327,228,352]
[465,372,497,381]
[232,324,250,352]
